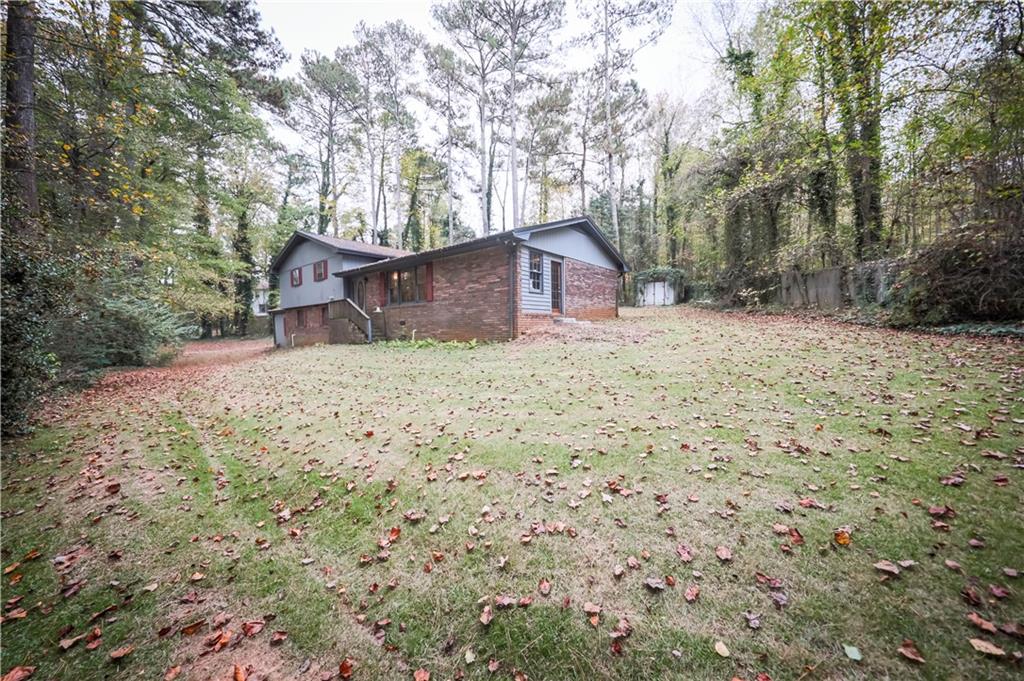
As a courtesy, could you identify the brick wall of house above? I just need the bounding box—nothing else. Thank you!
[564,257,619,320]
[279,304,330,347]
[362,245,514,342]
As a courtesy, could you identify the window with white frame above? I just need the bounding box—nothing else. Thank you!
[529,250,543,292]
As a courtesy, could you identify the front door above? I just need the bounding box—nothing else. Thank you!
[551,261,562,314]
[355,279,366,311]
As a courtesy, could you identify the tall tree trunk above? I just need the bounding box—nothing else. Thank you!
[318,148,330,235]
[602,0,620,248]
[509,58,521,230]
[487,120,498,233]
[377,150,388,245]
[520,134,532,225]
[579,134,588,214]
[3,0,40,232]
[478,79,490,234]
[329,128,340,237]
[393,147,403,246]
[194,146,211,235]
[365,123,377,243]
[447,90,455,243]
[233,207,253,336]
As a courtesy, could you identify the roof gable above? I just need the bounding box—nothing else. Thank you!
[512,216,627,271]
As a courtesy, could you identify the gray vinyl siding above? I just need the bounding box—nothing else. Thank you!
[341,253,380,270]
[519,225,617,270]
[519,246,562,314]
[278,240,346,309]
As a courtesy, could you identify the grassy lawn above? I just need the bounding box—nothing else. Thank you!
[2,308,1021,681]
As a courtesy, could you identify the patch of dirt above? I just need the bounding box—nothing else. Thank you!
[164,599,329,681]
[174,338,273,368]
[514,318,664,346]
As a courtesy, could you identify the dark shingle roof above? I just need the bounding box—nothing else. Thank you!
[332,215,628,278]
[269,231,411,273]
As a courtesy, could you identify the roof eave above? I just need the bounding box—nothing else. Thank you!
[332,233,525,278]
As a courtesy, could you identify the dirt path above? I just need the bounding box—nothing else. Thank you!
[36,338,273,428]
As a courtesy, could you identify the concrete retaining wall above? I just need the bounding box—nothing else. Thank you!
[780,260,902,310]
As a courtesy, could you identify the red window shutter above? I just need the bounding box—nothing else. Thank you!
[425,262,434,301]
[378,272,387,306]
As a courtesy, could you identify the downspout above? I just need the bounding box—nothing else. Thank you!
[617,272,622,318]
[507,242,517,340]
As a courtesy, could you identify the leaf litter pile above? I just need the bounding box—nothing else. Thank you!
[1,308,1021,680]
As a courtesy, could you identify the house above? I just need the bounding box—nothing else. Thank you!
[269,216,628,347]
[268,232,411,346]
[251,279,270,317]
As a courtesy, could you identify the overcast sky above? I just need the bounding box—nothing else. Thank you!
[254,0,726,233]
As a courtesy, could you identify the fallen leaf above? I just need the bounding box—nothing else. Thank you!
[684,585,700,602]
[164,666,181,680]
[413,669,430,681]
[1,668,35,681]
[59,633,86,650]
[843,644,862,661]
[714,641,730,657]
[339,657,356,678]
[644,576,666,592]
[967,612,998,634]
[743,611,761,629]
[538,579,551,596]
[833,528,852,546]
[479,605,493,625]
[968,638,1005,657]
[241,620,264,637]
[109,645,134,660]
[897,639,925,663]
[873,560,901,576]
[180,619,206,636]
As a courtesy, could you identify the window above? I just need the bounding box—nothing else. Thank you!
[399,268,415,303]
[290,267,302,287]
[415,264,427,302]
[313,259,328,282]
[258,303,267,313]
[529,250,543,292]
[296,308,305,327]
[386,264,432,305]
[388,271,400,305]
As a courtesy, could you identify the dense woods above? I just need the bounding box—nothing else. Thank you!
[2,0,1022,433]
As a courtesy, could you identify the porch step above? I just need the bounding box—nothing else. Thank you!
[553,317,579,324]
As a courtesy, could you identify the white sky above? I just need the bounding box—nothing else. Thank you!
[255,0,724,234]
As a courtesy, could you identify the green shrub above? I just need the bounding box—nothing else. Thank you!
[1,235,70,434]
[51,288,198,382]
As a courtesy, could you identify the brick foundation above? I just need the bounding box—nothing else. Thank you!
[278,304,330,347]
